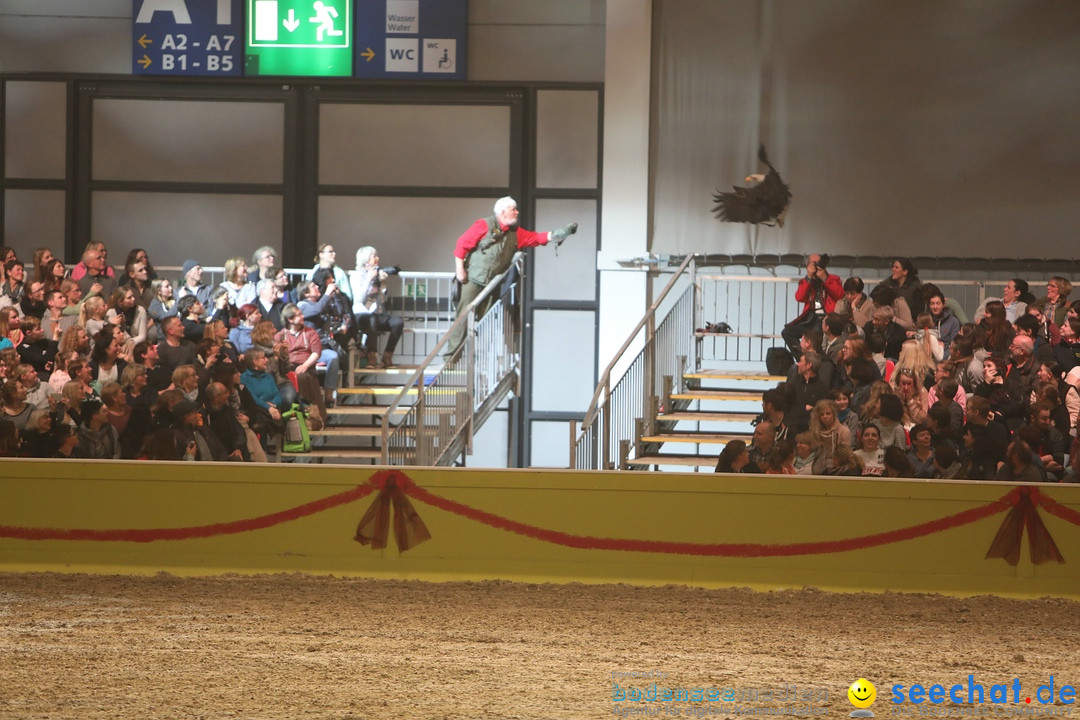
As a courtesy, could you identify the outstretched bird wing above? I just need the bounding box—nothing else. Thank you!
[712,145,792,226]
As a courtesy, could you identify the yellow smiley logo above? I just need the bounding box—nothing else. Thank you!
[848,678,877,709]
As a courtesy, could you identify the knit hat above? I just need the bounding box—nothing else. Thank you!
[181,259,200,277]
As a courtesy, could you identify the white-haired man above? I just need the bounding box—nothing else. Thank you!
[445,196,577,358]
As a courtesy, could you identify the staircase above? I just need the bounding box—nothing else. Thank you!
[625,368,783,470]
[279,256,524,466]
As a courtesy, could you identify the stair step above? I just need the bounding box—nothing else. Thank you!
[684,371,785,382]
[340,386,420,396]
[327,405,409,416]
[670,390,764,401]
[281,448,385,460]
[640,431,750,445]
[308,427,383,438]
[660,411,758,422]
[625,453,717,468]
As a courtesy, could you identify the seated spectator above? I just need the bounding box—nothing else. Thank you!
[876,393,908,450]
[307,244,354,303]
[883,446,916,478]
[177,294,209,343]
[854,424,885,476]
[272,266,295,305]
[929,377,964,436]
[148,277,178,327]
[819,443,863,476]
[41,258,67,293]
[962,395,1009,475]
[747,420,775,469]
[830,387,860,444]
[760,385,792,441]
[15,316,56,380]
[201,319,239,368]
[808,399,851,474]
[993,439,1044,484]
[76,397,120,459]
[106,286,148,346]
[254,279,285,331]
[172,399,225,462]
[788,329,836,389]
[836,276,871,329]
[219,256,257,310]
[230,304,262,355]
[351,246,405,369]
[276,302,338,409]
[1,378,35,430]
[928,364,967,414]
[157,317,197,380]
[980,301,1015,355]
[875,257,924,316]
[99,380,132,438]
[869,284,915,333]
[249,246,278,283]
[170,364,201,403]
[1,259,26,306]
[1038,276,1072,329]
[1005,335,1037,410]
[119,254,154,310]
[892,366,929,429]
[239,347,284,424]
[203,382,249,461]
[792,432,817,475]
[930,441,962,479]
[177,260,212,307]
[974,278,1029,324]
[785,351,829,434]
[89,325,128,387]
[51,423,87,459]
[150,388,184,432]
[714,439,757,474]
[764,438,796,474]
[1022,400,1066,480]
[134,340,172,393]
[137,427,183,460]
[41,289,77,342]
[865,302,908,361]
[906,424,935,477]
[20,280,46,319]
[914,313,945,364]
[296,280,352,355]
[973,355,1024,430]
[72,241,117,298]
[13,363,49,410]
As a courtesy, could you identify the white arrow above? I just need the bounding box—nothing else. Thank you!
[283,8,300,32]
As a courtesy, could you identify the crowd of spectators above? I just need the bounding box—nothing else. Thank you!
[722,256,1080,483]
[0,241,400,460]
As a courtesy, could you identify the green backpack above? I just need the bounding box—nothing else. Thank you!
[281,404,311,453]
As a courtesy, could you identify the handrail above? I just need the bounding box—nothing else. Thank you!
[580,252,697,427]
[379,253,525,465]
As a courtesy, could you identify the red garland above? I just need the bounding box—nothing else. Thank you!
[0,483,376,543]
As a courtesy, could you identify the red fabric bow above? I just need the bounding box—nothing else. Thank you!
[985,487,1064,566]
[354,471,431,552]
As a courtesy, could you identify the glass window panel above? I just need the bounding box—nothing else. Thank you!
[531,309,595,413]
[92,99,284,183]
[3,190,65,260]
[319,196,494,274]
[536,90,598,188]
[91,192,281,268]
[5,81,67,179]
[533,198,597,302]
[529,420,574,468]
[319,103,509,186]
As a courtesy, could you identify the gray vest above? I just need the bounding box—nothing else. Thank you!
[465,216,517,286]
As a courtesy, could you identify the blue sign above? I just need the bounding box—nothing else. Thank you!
[353,0,467,80]
[133,0,244,76]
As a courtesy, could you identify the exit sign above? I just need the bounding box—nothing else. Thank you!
[244,0,353,76]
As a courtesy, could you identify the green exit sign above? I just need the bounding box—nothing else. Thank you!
[245,0,352,76]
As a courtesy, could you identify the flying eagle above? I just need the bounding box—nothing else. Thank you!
[712,145,792,227]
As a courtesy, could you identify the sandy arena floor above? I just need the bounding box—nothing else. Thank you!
[1,573,1078,719]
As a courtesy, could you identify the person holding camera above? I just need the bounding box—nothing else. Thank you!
[782,254,843,359]
[444,196,578,359]
[350,246,404,369]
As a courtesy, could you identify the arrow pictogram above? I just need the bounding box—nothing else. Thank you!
[138,33,152,48]
[137,55,152,69]
[283,8,300,32]
[361,47,375,62]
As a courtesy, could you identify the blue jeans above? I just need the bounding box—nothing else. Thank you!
[319,349,340,389]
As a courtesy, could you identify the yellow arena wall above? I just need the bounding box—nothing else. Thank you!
[1,459,1078,599]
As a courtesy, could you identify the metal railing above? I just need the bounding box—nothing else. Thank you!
[569,257,1031,470]
[380,254,525,466]
[570,254,698,470]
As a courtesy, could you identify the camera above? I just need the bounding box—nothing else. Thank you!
[376,265,401,276]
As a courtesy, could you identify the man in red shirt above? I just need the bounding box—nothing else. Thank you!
[445,196,576,359]
[782,253,843,359]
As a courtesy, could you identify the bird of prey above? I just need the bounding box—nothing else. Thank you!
[712,145,792,227]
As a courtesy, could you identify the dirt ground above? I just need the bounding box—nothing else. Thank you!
[1,573,1078,720]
